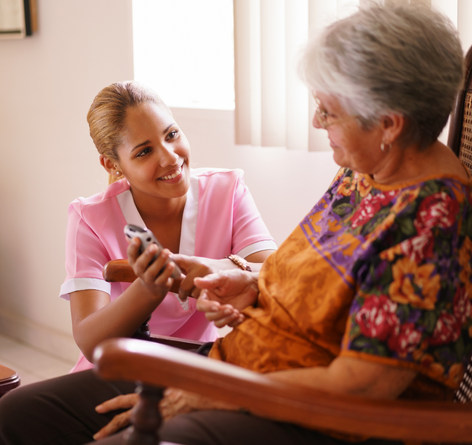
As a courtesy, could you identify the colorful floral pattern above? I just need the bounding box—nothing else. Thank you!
[324,169,472,388]
[212,167,472,394]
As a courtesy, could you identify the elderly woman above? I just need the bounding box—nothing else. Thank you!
[0,3,471,445]
[154,3,472,445]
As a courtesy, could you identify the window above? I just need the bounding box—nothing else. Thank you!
[132,0,470,150]
[132,0,235,110]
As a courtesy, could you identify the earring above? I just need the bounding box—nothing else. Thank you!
[115,171,121,176]
[380,141,392,152]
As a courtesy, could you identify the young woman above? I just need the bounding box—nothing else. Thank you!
[60,81,276,372]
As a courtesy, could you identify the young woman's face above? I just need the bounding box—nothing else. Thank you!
[116,102,191,202]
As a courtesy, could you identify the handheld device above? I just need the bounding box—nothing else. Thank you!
[124,224,182,280]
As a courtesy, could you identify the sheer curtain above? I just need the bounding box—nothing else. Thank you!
[233,0,472,151]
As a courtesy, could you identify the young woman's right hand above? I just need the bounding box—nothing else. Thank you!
[127,238,177,300]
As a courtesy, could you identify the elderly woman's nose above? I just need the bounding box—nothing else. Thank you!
[312,112,323,129]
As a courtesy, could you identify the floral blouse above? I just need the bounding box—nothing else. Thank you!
[210,167,472,394]
[336,168,472,389]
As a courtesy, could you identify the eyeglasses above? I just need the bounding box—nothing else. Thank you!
[314,97,358,129]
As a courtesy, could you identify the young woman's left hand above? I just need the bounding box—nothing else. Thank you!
[171,255,229,300]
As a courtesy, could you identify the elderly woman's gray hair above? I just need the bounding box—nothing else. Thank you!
[299,3,464,149]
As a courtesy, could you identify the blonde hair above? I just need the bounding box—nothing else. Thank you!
[87,81,170,184]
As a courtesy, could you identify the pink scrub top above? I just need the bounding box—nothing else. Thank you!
[60,168,277,372]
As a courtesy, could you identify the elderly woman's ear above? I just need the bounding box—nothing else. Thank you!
[380,113,405,147]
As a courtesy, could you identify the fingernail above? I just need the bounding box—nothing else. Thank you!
[224,308,232,315]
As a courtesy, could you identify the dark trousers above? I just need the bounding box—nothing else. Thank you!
[0,369,403,445]
[0,369,134,445]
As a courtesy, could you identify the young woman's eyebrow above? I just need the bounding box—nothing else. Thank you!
[162,123,174,134]
[131,124,175,153]
[131,140,151,153]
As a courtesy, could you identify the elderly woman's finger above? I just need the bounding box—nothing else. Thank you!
[196,291,221,312]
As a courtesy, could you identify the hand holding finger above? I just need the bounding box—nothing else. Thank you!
[193,273,228,291]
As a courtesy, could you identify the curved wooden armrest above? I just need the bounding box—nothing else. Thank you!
[149,334,204,351]
[0,364,20,397]
[93,338,472,443]
[103,259,137,283]
[103,260,181,293]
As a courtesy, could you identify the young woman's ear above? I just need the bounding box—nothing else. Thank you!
[99,155,120,176]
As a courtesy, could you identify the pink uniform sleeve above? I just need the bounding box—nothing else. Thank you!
[194,169,276,259]
[65,202,111,281]
[231,172,275,255]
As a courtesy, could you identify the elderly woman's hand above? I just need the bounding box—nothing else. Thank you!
[159,388,238,421]
[93,393,139,440]
[171,254,255,301]
[194,269,259,327]
[197,292,245,328]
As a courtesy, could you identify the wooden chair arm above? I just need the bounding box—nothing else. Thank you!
[93,338,472,443]
[148,334,204,351]
[103,259,181,293]
[103,259,137,283]
[0,364,20,397]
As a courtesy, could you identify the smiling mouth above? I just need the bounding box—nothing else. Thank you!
[158,163,184,181]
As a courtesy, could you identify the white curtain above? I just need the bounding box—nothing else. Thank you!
[233,0,472,151]
[234,0,351,151]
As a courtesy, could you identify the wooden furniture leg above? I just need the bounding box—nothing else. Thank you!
[123,384,164,445]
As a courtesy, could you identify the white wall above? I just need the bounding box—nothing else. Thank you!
[0,0,134,360]
[0,0,345,361]
[171,108,339,244]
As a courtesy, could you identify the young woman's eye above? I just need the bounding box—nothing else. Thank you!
[136,147,151,158]
[167,130,179,140]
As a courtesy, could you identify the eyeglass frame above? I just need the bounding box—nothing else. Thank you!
[314,97,359,129]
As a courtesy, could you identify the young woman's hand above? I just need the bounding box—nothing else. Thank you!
[127,238,177,301]
[172,255,249,301]
[170,255,215,300]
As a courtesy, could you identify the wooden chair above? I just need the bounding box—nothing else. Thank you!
[98,212,472,441]
[93,338,472,445]
[0,364,20,398]
[94,47,472,444]
[448,44,472,171]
